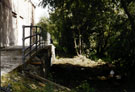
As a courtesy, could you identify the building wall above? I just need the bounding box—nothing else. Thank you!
[0,0,35,47]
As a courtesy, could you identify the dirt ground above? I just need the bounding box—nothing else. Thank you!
[1,55,135,92]
[50,55,135,92]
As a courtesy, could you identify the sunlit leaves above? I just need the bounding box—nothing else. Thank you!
[40,0,135,68]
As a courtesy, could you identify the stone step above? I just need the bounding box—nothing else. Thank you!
[1,55,22,63]
[1,50,22,56]
[0,45,55,76]
[30,62,42,65]
[1,47,23,75]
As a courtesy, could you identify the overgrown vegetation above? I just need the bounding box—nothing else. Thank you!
[38,0,135,78]
[1,70,95,92]
[71,81,95,92]
[2,71,54,92]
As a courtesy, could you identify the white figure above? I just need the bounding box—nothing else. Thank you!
[110,70,115,77]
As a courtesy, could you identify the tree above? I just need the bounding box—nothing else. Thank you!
[40,0,135,77]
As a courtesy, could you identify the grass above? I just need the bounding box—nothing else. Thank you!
[1,69,96,92]
[1,70,55,92]
[1,67,96,92]
[2,55,135,92]
[1,55,108,92]
[71,81,95,92]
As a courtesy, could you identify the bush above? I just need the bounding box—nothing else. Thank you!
[71,81,95,92]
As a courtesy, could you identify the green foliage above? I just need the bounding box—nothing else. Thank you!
[37,17,59,45]
[71,81,95,92]
[40,0,135,74]
[2,71,56,92]
[43,84,54,92]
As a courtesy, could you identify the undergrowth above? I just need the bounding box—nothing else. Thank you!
[1,70,95,92]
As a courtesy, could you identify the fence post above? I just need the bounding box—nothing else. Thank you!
[30,24,32,57]
[41,28,43,49]
[39,28,41,49]
[36,26,38,54]
[22,25,25,64]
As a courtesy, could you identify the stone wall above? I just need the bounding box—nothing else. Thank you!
[0,0,35,47]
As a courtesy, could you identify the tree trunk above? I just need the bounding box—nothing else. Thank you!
[79,35,82,55]
[74,38,79,56]
[78,30,82,55]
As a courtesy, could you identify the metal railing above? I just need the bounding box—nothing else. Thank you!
[22,25,45,64]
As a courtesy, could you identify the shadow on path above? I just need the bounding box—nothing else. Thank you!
[50,63,135,92]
